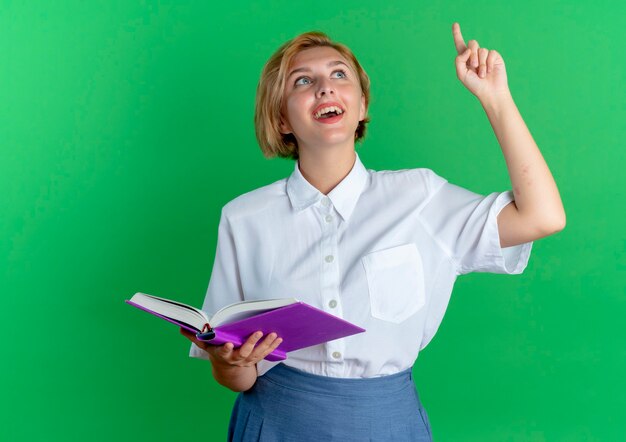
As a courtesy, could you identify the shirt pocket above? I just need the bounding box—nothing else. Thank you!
[361,243,426,324]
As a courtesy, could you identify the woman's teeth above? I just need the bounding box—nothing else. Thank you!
[314,106,344,119]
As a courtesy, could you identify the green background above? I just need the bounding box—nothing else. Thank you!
[2,1,624,441]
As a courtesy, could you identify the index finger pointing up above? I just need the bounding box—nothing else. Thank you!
[452,22,467,54]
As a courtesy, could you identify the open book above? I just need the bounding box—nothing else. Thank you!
[126,292,366,361]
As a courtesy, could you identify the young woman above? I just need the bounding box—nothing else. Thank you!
[181,23,565,441]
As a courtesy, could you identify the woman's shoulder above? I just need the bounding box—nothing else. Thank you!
[222,177,288,221]
[369,166,448,194]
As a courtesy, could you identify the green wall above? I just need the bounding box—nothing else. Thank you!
[2,1,624,440]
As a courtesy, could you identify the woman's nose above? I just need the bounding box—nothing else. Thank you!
[316,79,335,97]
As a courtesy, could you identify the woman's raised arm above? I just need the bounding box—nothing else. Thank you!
[451,22,566,247]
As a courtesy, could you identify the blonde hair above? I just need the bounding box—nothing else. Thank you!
[254,31,371,160]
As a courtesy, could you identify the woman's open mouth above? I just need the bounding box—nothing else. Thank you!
[315,112,344,124]
[313,105,346,125]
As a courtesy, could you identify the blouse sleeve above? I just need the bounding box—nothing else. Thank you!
[419,169,533,276]
[189,208,244,360]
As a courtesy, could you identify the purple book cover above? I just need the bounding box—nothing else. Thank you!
[125,300,366,362]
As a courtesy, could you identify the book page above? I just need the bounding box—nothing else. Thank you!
[210,298,298,327]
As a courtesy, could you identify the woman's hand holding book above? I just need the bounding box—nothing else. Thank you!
[180,327,283,391]
[184,328,283,367]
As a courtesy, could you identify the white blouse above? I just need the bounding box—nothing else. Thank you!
[190,152,533,378]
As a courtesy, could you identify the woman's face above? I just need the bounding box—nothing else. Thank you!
[280,46,367,152]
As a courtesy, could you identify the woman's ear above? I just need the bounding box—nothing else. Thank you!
[358,94,367,122]
[280,116,292,135]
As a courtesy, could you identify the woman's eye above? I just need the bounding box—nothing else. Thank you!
[294,77,311,86]
[294,69,347,86]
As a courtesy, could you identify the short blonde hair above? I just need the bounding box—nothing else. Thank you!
[254,31,371,160]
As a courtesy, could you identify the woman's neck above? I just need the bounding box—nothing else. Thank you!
[297,148,356,195]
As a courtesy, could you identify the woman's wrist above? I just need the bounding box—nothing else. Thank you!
[206,352,257,391]
[211,362,258,392]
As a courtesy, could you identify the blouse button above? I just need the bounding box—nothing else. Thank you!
[325,215,333,223]
[325,255,334,263]
[321,197,331,207]
[332,351,342,359]
[328,299,337,308]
